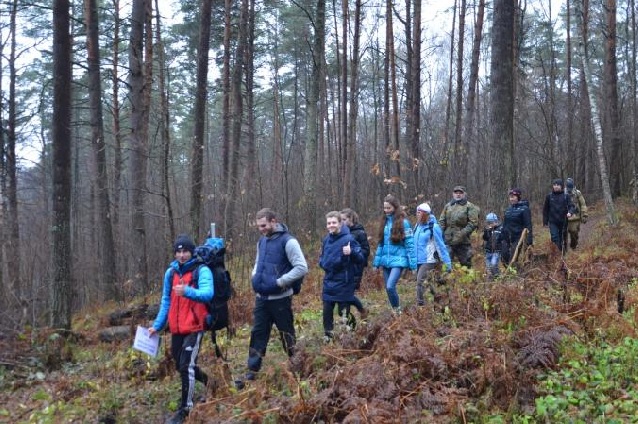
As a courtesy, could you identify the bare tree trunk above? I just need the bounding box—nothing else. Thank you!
[630,0,638,204]
[129,0,151,291]
[340,0,348,201]
[154,0,175,243]
[111,0,123,255]
[345,0,362,206]
[85,0,118,301]
[387,0,401,191]
[566,0,575,177]
[575,0,618,224]
[303,0,325,233]
[489,0,515,206]
[443,0,457,179]
[409,0,421,186]
[227,0,249,239]
[243,0,257,196]
[5,0,22,317]
[603,0,623,197]
[464,0,485,188]
[51,0,73,329]
[453,0,467,182]
[190,0,213,238]
[221,0,231,235]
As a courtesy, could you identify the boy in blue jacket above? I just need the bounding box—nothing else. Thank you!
[319,211,366,341]
[149,234,214,424]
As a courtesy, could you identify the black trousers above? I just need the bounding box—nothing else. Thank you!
[247,296,295,372]
[171,332,207,411]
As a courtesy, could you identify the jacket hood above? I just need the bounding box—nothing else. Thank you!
[267,222,289,239]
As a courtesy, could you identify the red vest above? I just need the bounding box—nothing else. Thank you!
[167,268,208,334]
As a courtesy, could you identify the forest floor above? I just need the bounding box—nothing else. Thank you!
[1,199,638,423]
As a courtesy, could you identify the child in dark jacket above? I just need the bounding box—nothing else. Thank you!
[319,211,365,341]
[482,213,504,279]
[542,179,576,254]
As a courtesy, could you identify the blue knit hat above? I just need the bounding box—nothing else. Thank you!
[486,213,498,223]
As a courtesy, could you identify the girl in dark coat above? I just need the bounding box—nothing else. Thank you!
[340,208,370,318]
[501,188,533,264]
[319,211,365,340]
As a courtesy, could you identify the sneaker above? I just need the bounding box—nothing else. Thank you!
[244,371,256,381]
[359,308,369,319]
[323,334,333,343]
[166,409,188,424]
[392,306,402,315]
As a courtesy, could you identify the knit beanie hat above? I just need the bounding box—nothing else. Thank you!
[509,188,522,199]
[174,234,195,254]
[566,178,575,190]
[552,178,564,187]
[416,203,431,213]
[486,213,498,223]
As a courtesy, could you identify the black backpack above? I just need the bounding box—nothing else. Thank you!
[190,237,234,331]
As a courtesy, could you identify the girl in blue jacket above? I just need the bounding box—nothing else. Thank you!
[413,203,451,305]
[319,211,365,340]
[372,194,417,312]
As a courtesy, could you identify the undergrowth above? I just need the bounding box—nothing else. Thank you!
[1,198,638,423]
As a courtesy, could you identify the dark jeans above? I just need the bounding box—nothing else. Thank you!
[171,332,207,412]
[322,300,355,337]
[549,222,567,253]
[447,244,473,267]
[247,296,295,372]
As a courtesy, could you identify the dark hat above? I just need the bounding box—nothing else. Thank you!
[552,178,563,187]
[509,188,522,198]
[453,185,466,193]
[174,234,195,254]
[566,178,575,190]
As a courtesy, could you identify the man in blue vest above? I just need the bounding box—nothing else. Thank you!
[241,208,308,383]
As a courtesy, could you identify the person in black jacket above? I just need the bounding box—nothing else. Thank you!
[340,208,370,318]
[482,213,504,279]
[501,188,533,264]
[542,179,576,254]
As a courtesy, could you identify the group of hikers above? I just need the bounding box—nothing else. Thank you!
[149,179,588,423]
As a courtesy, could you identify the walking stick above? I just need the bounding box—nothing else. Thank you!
[508,228,529,267]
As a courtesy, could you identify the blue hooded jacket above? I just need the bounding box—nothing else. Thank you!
[414,215,452,268]
[372,215,417,270]
[319,224,365,302]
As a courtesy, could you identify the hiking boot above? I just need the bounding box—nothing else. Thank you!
[166,408,188,424]
[244,371,256,381]
[359,308,369,319]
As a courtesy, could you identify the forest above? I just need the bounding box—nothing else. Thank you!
[1,0,638,421]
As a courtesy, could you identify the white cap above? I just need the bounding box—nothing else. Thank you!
[416,203,431,213]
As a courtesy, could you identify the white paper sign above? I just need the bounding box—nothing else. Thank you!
[133,326,160,357]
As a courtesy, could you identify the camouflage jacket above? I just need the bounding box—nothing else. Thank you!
[567,189,588,222]
[439,199,480,246]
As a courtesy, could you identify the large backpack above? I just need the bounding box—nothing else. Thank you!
[180,237,233,332]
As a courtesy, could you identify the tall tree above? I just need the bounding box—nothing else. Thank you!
[5,0,22,315]
[51,0,73,329]
[574,0,617,224]
[303,0,326,232]
[226,0,249,238]
[489,0,515,205]
[406,0,422,188]
[453,0,467,182]
[128,0,151,291]
[154,0,175,242]
[344,0,362,206]
[84,0,118,301]
[603,0,622,197]
[464,0,485,186]
[190,0,213,238]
